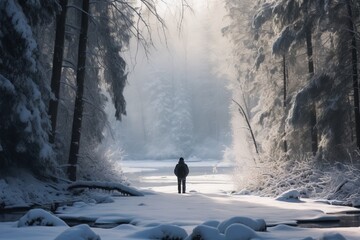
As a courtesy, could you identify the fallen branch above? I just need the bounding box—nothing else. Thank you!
[68,181,144,196]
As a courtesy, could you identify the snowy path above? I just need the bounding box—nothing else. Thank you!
[1,159,360,239]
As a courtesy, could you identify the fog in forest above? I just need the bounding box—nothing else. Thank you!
[103,0,234,160]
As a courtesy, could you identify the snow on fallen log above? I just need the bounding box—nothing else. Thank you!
[68,181,144,196]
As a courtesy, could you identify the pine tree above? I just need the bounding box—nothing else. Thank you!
[0,0,58,173]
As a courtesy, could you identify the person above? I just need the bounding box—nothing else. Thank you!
[174,157,189,194]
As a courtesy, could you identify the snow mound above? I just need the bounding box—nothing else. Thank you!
[218,216,266,233]
[129,224,188,239]
[185,224,225,240]
[17,209,67,227]
[318,232,347,240]
[275,189,301,201]
[201,220,220,228]
[54,224,101,240]
[224,223,258,240]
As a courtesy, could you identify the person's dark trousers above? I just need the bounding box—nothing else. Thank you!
[177,178,186,193]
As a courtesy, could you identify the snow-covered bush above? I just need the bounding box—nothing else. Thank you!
[17,209,67,227]
[218,216,266,233]
[234,156,360,206]
[54,224,100,240]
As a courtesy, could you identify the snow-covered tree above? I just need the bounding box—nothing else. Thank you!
[144,70,177,158]
[171,78,193,156]
[0,0,59,174]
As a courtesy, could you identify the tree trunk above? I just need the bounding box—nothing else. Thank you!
[347,0,360,149]
[48,0,68,143]
[68,0,90,181]
[305,28,318,156]
[282,54,288,153]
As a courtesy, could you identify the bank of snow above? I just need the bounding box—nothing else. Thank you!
[1,159,360,240]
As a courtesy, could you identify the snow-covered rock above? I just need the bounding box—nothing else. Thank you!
[201,220,220,228]
[218,216,266,233]
[275,189,301,201]
[318,232,347,240]
[17,209,67,227]
[224,223,258,240]
[185,224,225,240]
[54,224,100,240]
[350,196,360,207]
[129,224,188,239]
[234,189,251,195]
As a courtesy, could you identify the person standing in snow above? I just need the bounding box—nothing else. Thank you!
[174,157,189,194]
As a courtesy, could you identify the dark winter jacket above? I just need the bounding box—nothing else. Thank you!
[174,159,189,179]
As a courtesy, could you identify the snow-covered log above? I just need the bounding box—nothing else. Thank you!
[68,181,144,196]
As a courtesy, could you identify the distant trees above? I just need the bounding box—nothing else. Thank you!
[144,70,193,158]
[225,0,360,164]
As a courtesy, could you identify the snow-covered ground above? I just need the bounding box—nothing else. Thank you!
[1,159,360,239]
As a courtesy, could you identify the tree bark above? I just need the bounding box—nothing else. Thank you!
[48,0,68,143]
[282,54,288,153]
[347,0,360,149]
[305,28,318,156]
[68,0,90,181]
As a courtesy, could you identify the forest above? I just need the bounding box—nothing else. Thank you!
[2,0,360,206]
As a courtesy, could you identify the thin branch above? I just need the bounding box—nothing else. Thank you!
[232,99,259,163]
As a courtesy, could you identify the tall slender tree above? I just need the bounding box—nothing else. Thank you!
[346,0,360,149]
[49,0,68,143]
[303,0,318,155]
[67,0,90,181]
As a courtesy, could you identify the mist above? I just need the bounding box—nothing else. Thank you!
[103,0,233,160]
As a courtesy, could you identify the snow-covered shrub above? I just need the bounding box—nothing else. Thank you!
[234,155,360,205]
[275,189,301,201]
[218,216,266,233]
[129,224,188,240]
[185,224,225,240]
[17,209,67,227]
[224,223,258,240]
[54,224,100,240]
